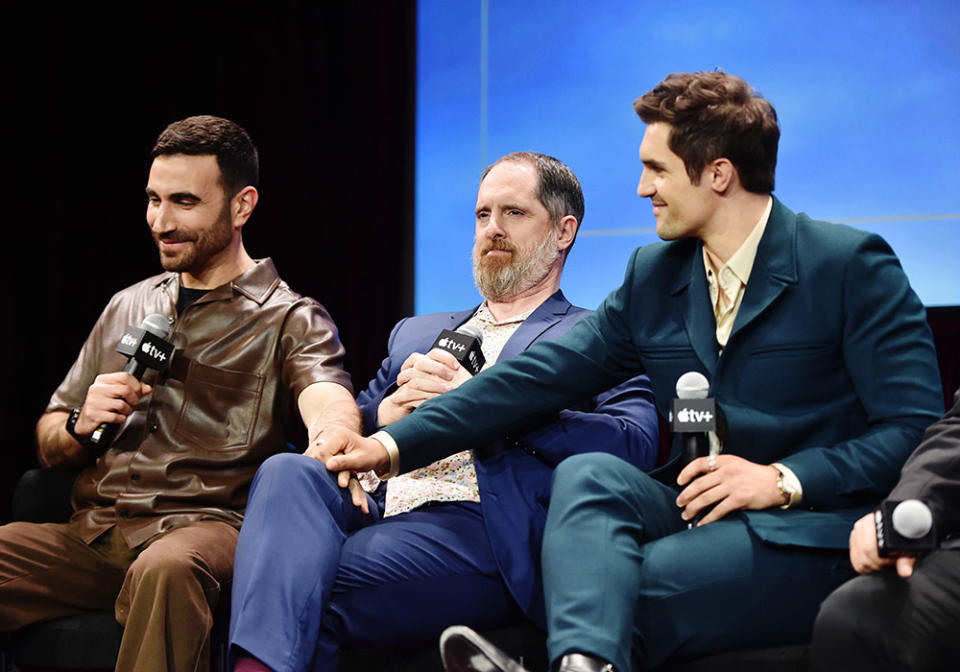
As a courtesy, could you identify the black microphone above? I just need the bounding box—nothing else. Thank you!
[430,323,485,376]
[89,313,174,448]
[672,371,717,469]
[672,371,718,528]
[876,499,938,557]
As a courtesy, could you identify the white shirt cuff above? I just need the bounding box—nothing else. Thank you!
[370,430,399,479]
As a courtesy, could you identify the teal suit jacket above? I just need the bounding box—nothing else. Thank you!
[386,198,943,549]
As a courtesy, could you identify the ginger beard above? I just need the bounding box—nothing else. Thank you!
[473,223,561,301]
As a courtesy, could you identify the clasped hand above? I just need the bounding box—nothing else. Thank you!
[376,348,472,426]
[675,454,785,525]
[307,426,391,479]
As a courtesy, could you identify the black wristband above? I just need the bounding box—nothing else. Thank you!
[65,407,92,446]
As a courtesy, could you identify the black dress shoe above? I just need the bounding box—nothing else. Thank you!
[440,626,531,672]
[556,653,615,672]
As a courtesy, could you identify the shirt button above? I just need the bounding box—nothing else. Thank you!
[149,424,159,433]
[130,473,141,482]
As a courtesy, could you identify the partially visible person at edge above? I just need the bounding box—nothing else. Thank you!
[811,385,960,672]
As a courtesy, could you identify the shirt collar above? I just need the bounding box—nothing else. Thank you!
[474,302,533,326]
[702,196,772,286]
[154,258,282,306]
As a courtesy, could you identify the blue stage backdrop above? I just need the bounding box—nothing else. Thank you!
[415,0,960,314]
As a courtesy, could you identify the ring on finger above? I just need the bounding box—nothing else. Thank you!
[708,455,717,471]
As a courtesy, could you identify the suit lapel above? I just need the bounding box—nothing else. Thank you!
[729,198,799,341]
[498,290,570,361]
[676,245,720,374]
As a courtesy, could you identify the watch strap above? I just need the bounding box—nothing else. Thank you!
[65,406,92,445]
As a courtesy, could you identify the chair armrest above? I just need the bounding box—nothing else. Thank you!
[11,468,79,523]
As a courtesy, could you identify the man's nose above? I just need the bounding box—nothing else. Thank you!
[637,170,655,198]
[149,202,175,233]
[484,213,506,238]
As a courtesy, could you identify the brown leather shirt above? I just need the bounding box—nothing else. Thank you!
[47,259,353,546]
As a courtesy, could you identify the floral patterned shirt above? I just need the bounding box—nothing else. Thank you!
[384,303,532,516]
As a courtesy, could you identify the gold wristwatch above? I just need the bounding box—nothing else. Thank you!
[772,462,802,509]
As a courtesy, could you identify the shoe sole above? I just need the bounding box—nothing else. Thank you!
[439,626,528,672]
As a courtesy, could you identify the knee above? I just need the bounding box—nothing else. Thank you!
[119,546,218,627]
[813,576,882,651]
[552,453,641,500]
[255,452,315,482]
[811,575,900,671]
[251,453,335,501]
[128,542,209,590]
[247,454,350,532]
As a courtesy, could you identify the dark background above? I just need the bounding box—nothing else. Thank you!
[1,2,956,524]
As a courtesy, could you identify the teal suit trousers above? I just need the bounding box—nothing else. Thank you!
[543,454,855,671]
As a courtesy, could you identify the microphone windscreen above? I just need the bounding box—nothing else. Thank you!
[892,499,933,539]
[456,323,483,342]
[142,314,171,339]
[676,371,709,399]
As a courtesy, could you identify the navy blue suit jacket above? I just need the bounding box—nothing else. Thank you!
[355,290,658,626]
[384,199,944,550]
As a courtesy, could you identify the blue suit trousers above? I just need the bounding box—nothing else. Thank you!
[230,454,524,672]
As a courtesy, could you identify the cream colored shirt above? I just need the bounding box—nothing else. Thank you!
[383,303,532,516]
[702,197,772,349]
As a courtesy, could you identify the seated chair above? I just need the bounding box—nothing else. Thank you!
[3,468,228,672]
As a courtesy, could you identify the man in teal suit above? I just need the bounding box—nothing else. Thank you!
[321,72,944,671]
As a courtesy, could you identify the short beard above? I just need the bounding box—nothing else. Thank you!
[154,201,233,274]
[473,225,561,302]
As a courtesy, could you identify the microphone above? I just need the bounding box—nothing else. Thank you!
[876,499,938,557]
[672,371,718,528]
[671,371,716,469]
[89,314,174,447]
[430,323,485,376]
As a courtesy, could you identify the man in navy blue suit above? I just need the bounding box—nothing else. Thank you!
[319,72,943,672]
[228,152,659,672]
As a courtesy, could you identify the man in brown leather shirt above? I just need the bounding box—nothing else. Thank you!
[0,116,360,672]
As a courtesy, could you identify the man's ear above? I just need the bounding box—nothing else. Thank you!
[708,158,737,194]
[557,215,578,251]
[232,186,259,229]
